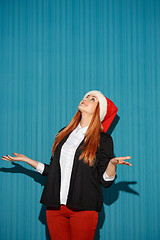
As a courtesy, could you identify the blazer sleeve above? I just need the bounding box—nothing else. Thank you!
[42,155,53,176]
[42,126,66,176]
[97,133,115,188]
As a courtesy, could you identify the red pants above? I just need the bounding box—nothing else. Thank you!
[46,204,98,240]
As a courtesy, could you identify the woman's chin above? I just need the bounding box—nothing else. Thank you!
[78,105,83,111]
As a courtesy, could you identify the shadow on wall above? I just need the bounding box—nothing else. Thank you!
[0,163,139,240]
[0,115,139,240]
[94,174,139,240]
[95,115,139,240]
[107,114,119,135]
[0,162,51,240]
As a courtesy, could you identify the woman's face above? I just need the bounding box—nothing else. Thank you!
[78,94,99,115]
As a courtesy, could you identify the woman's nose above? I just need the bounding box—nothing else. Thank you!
[83,98,88,103]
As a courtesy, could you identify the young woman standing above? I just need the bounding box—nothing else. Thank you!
[2,90,132,240]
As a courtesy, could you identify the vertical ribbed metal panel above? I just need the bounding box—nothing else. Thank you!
[0,0,160,239]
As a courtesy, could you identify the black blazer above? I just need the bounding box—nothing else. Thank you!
[40,127,115,212]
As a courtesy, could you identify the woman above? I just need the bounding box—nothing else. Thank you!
[1,90,132,240]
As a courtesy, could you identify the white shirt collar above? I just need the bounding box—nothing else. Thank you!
[75,123,89,135]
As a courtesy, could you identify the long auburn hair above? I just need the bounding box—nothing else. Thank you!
[51,102,103,167]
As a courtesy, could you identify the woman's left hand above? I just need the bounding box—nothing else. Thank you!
[110,156,132,167]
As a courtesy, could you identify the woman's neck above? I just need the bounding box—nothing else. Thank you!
[79,116,92,128]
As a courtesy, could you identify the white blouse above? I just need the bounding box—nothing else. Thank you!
[36,123,115,205]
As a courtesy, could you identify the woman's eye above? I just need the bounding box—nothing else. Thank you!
[85,95,95,101]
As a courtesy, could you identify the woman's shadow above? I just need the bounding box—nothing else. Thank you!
[0,162,51,240]
[94,174,139,240]
[94,115,139,240]
[0,116,139,240]
[0,162,139,240]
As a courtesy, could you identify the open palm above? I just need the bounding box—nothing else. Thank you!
[111,156,132,166]
[1,153,28,162]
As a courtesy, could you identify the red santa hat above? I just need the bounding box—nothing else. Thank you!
[84,90,118,132]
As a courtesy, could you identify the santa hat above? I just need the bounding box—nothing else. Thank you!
[84,90,118,132]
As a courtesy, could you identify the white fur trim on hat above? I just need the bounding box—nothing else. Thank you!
[84,90,107,122]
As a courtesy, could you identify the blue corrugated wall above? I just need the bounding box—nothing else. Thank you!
[0,0,160,239]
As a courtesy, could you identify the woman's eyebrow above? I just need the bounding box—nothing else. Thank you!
[91,95,97,100]
[87,94,97,99]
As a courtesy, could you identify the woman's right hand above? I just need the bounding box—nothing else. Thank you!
[1,153,29,162]
[1,153,39,169]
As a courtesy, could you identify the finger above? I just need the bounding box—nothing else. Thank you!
[121,161,132,166]
[115,156,131,160]
[1,158,10,161]
[116,159,132,165]
[13,152,19,155]
[6,154,14,160]
[1,156,11,161]
[120,156,131,159]
[3,155,10,159]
